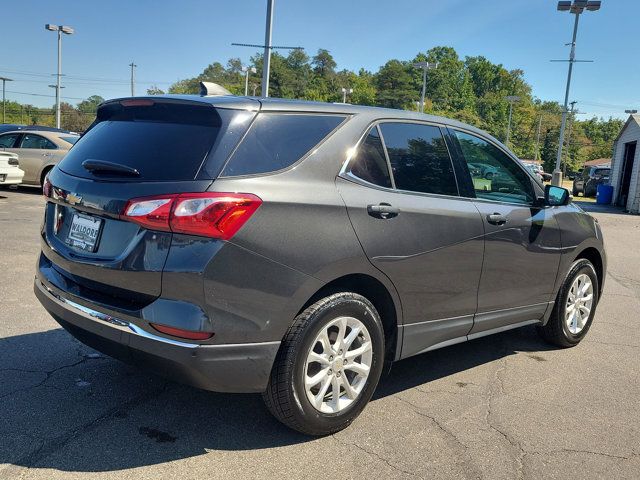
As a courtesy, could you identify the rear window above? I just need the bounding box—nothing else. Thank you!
[593,168,610,176]
[60,136,79,145]
[58,102,223,182]
[221,113,346,177]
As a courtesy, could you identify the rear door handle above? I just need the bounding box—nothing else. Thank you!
[367,203,399,219]
[487,213,507,225]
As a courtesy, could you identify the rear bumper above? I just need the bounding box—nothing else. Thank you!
[0,167,24,185]
[34,278,280,393]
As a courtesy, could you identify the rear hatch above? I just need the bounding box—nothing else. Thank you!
[41,97,258,309]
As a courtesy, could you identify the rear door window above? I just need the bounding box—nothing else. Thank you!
[378,122,458,196]
[346,126,392,188]
[0,133,21,148]
[221,113,346,177]
[21,134,57,149]
[57,102,225,182]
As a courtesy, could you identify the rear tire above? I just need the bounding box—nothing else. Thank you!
[572,185,579,196]
[537,259,599,348]
[40,167,53,187]
[263,292,385,436]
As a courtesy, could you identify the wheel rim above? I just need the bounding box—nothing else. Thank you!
[565,273,594,335]
[303,316,373,414]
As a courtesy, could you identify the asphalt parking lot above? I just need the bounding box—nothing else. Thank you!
[1,186,639,480]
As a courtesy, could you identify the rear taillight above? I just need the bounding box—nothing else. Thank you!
[122,192,262,240]
[43,175,52,198]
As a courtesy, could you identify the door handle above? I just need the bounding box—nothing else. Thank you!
[487,212,507,225]
[367,203,399,219]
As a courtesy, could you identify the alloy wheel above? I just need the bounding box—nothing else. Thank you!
[303,316,373,414]
[565,273,594,334]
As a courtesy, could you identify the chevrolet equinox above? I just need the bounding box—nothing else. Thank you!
[35,93,606,435]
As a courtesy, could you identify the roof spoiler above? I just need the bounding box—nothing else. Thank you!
[200,81,232,97]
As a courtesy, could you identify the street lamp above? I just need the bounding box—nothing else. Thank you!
[413,61,438,113]
[551,0,601,186]
[341,87,353,103]
[505,95,520,147]
[625,109,638,114]
[242,66,257,96]
[0,76,13,124]
[45,24,74,129]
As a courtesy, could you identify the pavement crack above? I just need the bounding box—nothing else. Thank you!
[394,396,483,480]
[584,340,640,349]
[331,435,417,477]
[0,382,169,478]
[484,346,525,480]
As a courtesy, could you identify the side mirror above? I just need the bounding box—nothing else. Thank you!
[545,185,570,206]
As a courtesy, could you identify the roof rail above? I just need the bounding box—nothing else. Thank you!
[199,81,232,97]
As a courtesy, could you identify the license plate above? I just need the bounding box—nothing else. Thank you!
[66,213,103,252]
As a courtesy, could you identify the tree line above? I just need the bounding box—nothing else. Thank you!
[3,46,621,173]
[160,46,621,173]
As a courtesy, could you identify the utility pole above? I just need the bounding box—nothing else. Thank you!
[129,62,137,96]
[341,87,353,103]
[231,0,302,98]
[563,101,578,173]
[413,61,438,113]
[534,113,543,162]
[0,77,12,124]
[242,66,257,96]
[505,95,520,147]
[552,0,601,186]
[262,0,275,97]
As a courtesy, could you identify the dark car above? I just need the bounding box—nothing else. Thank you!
[573,166,610,197]
[35,94,606,435]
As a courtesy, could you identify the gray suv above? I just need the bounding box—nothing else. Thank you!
[35,95,606,435]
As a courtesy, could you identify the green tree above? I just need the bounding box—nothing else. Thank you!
[146,85,165,95]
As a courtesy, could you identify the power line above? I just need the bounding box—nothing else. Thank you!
[5,89,86,100]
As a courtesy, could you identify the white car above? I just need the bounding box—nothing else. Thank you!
[0,151,24,185]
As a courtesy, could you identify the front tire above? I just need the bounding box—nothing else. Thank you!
[537,259,599,348]
[263,292,385,435]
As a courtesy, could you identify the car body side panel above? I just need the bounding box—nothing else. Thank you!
[549,204,606,300]
[469,202,563,334]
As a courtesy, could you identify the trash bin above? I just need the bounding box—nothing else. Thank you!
[596,184,613,205]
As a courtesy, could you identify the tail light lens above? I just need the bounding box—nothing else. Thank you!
[122,192,262,240]
[43,175,52,198]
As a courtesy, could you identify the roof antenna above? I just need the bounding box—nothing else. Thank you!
[199,81,232,97]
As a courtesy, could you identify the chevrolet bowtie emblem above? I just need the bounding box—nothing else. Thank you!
[66,193,82,205]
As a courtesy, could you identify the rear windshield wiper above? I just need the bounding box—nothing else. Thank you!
[82,159,140,176]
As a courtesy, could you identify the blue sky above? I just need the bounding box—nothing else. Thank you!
[3,0,638,119]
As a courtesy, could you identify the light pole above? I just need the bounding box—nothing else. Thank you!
[262,0,274,97]
[505,95,520,147]
[129,62,137,96]
[242,66,257,96]
[534,113,544,162]
[413,61,438,113]
[625,109,638,114]
[341,87,353,103]
[45,24,74,129]
[552,0,601,186]
[0,77,12,124]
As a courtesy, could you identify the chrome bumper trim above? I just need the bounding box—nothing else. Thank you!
[39,281,200,349]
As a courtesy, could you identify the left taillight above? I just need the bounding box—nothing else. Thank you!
[122,192,262,240]
[43,175,52,198]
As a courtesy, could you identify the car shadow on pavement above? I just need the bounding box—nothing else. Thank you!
[0,325,554,474]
